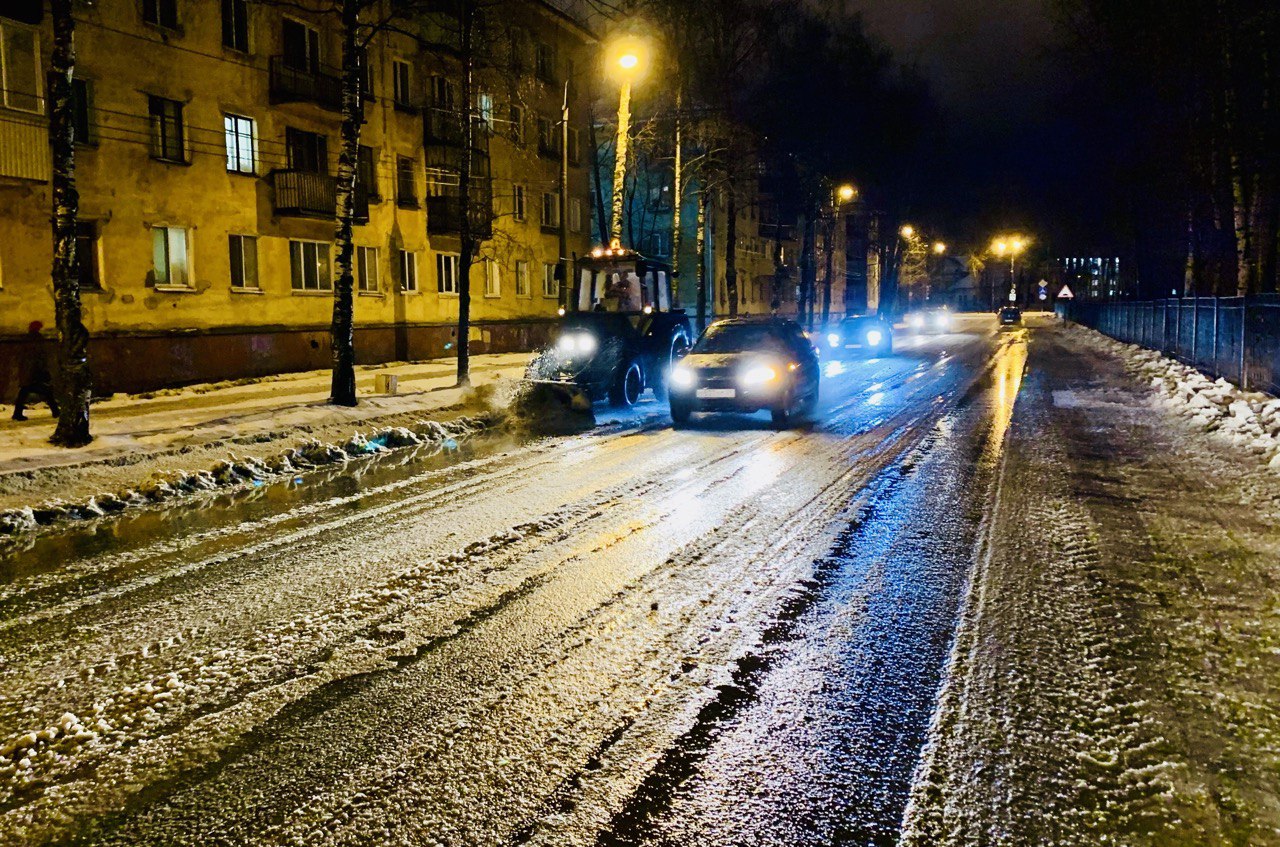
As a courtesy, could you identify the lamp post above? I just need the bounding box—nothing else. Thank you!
[606,36,649,248]
[991,236,1029,305]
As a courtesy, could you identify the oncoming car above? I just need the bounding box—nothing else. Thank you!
[668,318,820,428]
[825,314,894,357]
[904,306,954,334]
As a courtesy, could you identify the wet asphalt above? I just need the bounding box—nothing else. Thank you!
[0,316,1027,846]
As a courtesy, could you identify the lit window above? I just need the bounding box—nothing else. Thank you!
[151,226,191,288]
[515,260,530,297]
[399,250,418,292]
[228,234,258,289]
[436,253,460,294]
[289,240,331,291]
[224,114,255,174]
[149,96,185,163]
[484,260,500,297]
[356,245,379,293]
[542,262,559,298]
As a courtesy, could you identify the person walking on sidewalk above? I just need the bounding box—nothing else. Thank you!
[11,321,59,422]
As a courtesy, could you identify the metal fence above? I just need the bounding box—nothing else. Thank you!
[1064,295,1280,396]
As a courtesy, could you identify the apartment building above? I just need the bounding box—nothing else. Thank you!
[0,0,596,396]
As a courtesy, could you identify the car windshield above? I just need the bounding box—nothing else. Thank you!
[1001,308,1019,317]
[694,324,789,354]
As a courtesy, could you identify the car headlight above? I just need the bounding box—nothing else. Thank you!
[933,314,951,329]
[740,365,778,387]
[827,333,841,348]
[670,365,695,389]
[865,329,883,346]
[908,314,925,328]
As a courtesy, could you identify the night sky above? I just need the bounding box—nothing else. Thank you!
[850,0,1085,251]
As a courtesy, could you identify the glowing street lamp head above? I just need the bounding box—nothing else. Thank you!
[1010,236,1027,253]
[991,239,1008,256]
[933,242,947,254]
[605,35,650,81]
[836,184,857,203]
[900,224,915,239]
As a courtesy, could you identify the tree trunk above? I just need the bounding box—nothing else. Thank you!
[48,0,91,447]
[724,183,738,318]
[456,5,475,387]
[821,217,835,326]
[696,183,708,333]
[587,94,608,244]
[329,0,362,407]
[799,212,817,330]
[670,90,683,298]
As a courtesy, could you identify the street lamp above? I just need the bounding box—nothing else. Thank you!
[900,224,915,239]
[933,242,947,254]
[605,35,650,248]
[991,234,1029,303]
[836,184,857,203]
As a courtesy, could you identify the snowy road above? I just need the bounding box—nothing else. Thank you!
[0,317,1022,845]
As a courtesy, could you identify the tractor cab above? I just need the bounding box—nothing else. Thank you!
[527,246,693,407]
[573,247,677,316]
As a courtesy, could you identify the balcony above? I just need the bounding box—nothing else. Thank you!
[0,112,50,182]
[269,56,343,112]
[759,222,795,242]
[426,191,493,239]
[271,170,369,222]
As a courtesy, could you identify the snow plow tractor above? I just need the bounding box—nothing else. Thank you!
[525,247,692,410]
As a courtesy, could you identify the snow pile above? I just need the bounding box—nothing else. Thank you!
[1070,326,1280,466]
[0,415,493,538]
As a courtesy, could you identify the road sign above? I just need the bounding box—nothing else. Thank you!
[1038,282,1048,301]
[1008,288,1017,302]
[1057,284,1075,300]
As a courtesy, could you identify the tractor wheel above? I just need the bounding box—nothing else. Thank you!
[609,361,644,408]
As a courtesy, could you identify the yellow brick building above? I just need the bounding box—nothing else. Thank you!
[0,0,596,396]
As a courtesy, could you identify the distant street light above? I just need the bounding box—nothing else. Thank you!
[900,224,915,239]
[605,35,650,248]
[991,234,1030,304]
[933,242,947,254]
[836,184,857,203]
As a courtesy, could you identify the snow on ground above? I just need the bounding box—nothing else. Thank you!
[1067,324,1280,466]
[0,354,533,535]
[903,324,1280,846]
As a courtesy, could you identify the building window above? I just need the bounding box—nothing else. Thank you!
[393,60,412,108]
[477,92,494,130]
[542,262,559,298]
[537,115,558,158]
[76,222,100,290]
[281,18,320,73]
[484,260,500,297]
[151,226,190,289]
[289,240,331,291]
[71,79,93,145]
[541,192,561,229]
[223,113,255,174]
[0,23,40,113]
[429,75,456,109]
[508,104,525,145]
[142,0,179,30]
[357,145,378,200]
[221,0,249,52]
[228,234,258,289]
[396,156,417,208]
[567,127,580,165]
[509,27,529,74]
[569,198,582,233]
[356,245,379,293]
[285,127,326,173]
[512,185,526,221]
[148,96,185,163]
[398,250,418,292]
[648,231,670,257]
[535,42,555,83]
[437,253,460,294]
[515,260,530,297]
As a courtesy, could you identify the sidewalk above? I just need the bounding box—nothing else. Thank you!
[0,354,531,514]
[903,324,1280,845]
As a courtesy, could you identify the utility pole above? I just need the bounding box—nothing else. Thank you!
[671,89,683,299]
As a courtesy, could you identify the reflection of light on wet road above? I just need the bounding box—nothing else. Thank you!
[866,391,886,406]
[864,382,884,393]
[823,361,846,379]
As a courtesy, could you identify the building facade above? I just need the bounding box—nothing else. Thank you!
[0,0,596,397]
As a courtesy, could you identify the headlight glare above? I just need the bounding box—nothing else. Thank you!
[576,334,598,354]
[740,365,778,387]
[908,314,925,328]
[866,329,883,346]
[827,333,841,348]
[671,366,695,389]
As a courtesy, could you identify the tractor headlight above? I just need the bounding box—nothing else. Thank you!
[740,365,779,388]
[670,365,695,389]
[827,333,842,348]
[865,329,883,346]
[556,333,598,356]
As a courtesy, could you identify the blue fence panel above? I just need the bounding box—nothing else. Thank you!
[1245,298,1280,394]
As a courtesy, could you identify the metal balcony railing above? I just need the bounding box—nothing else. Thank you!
[272,170,369,221]
[426,191,494,239]
[269,56,343,112]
